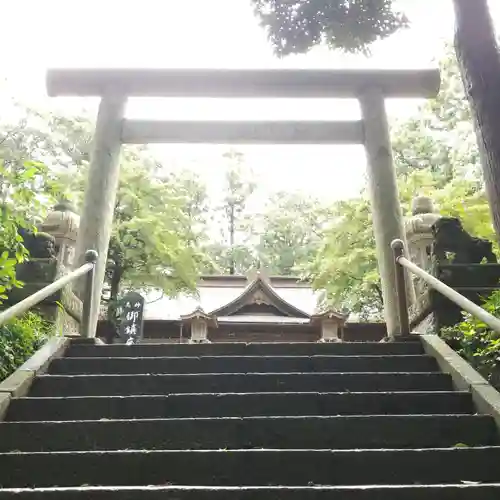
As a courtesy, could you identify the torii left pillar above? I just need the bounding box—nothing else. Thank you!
[73,95,125,337]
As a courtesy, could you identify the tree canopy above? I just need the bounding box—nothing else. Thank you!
[251,0,407,55]
[0,115,63,302]
[203,150,257,275]
[256,191,331,275]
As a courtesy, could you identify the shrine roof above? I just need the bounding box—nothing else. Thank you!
[143,274,321,321]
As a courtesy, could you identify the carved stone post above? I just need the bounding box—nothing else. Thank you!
[360,89,415,337]
[74,95,126,337]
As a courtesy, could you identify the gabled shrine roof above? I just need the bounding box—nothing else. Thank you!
[143,274,321,321]
[210,274,310,318]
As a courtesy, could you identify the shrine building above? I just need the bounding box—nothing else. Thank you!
[98,270,386,343]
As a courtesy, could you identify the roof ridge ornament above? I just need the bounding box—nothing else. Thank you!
[246,265,271,285]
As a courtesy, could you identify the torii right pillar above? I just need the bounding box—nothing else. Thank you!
[360,89,416,337]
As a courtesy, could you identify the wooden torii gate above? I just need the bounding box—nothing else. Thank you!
[46,68,440,338]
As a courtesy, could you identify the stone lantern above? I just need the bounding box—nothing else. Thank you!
[40,199,80,268]
[404,196,442,297]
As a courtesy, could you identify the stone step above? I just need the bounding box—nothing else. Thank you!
[0,415,495,452]
[29,372,453,397]
[6,391,474,421]
[0,485,499,500]
[49,355,439,375]
[65,342,424,358]
[1,447,500,487]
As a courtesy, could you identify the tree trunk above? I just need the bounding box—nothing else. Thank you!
[374,283,384,307]
[453,0,500,241]
[229,205,235,275]
[107,265,123,341]
[109,267,122,305]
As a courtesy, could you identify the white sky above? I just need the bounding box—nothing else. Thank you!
[2,0,500,203]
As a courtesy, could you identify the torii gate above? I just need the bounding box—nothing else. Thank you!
[46,68,440,338]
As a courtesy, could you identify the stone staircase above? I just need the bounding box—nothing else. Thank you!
[1,340,500,498]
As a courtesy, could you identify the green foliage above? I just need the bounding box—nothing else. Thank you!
[66,160,205,307]
[204,150,257,275]
[306,196,380,318]
[0,108,74,301]
[202,158,337,277]
[171,169,211,237]
[251,0,407,56]
[203,242,257,276]
[0,312,53,381]
[308,168,491,320]
[0,157,59,302]
[392,46,479,185]
[1,107,205,309]
[257,192,331,275]
[221,151,256,222]
[441,291,500,380]
[0,105,90,203]
[107,164,203,299]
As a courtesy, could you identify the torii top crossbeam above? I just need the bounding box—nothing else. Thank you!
[46,68,440,98]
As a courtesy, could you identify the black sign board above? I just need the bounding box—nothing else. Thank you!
[117,291,145,344]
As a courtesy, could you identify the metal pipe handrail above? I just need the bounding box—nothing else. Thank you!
[0,249,98,338]
[391,239,500,334]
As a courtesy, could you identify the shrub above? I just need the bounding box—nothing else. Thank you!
[0,160,56,304]
[441,290,500,381]
[0,312,53,381]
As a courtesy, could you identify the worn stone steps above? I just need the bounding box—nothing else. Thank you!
[0,414,495,452]
[6,391,475,421]
[49,355,438,375]
[65,342,424,358]
[0,485,500,500]
[1,447,500,488]
[3,338,500,496]
[29,372,453,397]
